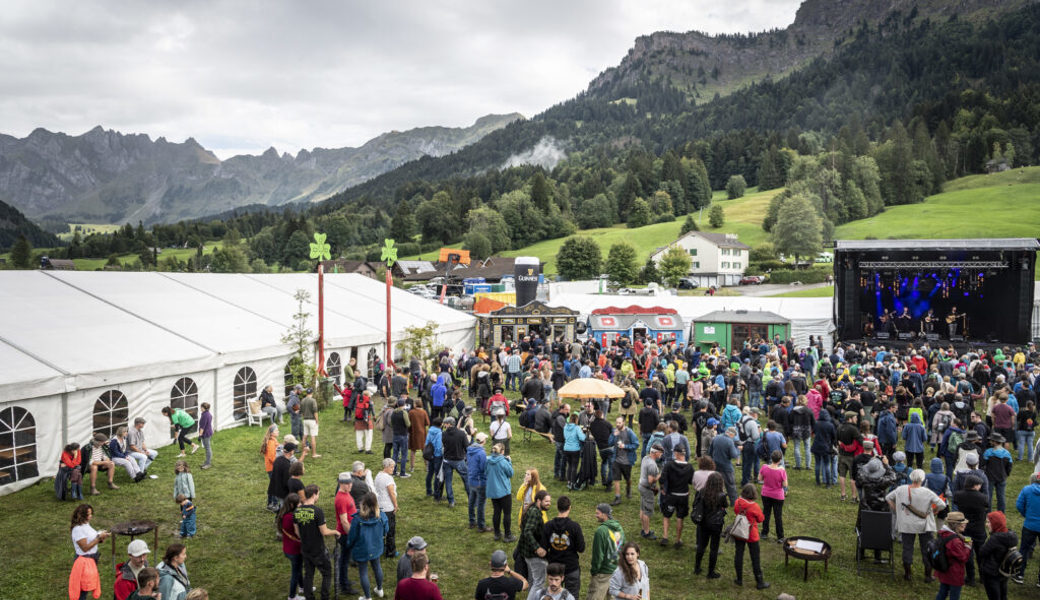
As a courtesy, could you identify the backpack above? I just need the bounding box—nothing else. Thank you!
[737,416,754,443]
[354,397,370,420]
[422,441,435,462]
[621,390,634,409]
[999,546,1024,577]
[924,533,957,573]
[945,430,964,457]
[724,508,750,542]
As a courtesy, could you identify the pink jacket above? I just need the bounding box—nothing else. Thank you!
[806,389,824,419]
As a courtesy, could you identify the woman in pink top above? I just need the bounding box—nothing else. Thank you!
[692,456,715,491]
[758,450,788,541]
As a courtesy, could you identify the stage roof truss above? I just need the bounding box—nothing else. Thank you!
[858,261,1008,269]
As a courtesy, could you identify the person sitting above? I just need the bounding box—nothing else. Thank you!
[259,385,282,424]
[109,427,145,483]
[87,433,118,494]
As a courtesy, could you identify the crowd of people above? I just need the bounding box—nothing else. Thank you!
[63,331,1040,600]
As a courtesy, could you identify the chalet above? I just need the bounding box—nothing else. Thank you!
[650,231,750,288]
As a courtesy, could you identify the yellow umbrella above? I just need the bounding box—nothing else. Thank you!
[557,377,626,399]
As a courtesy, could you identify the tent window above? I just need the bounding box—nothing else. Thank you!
[0,407,38,485]
[234,367,257,421]
[326,352,342,385]
[93,390,129,439]
[170,378,199,421]
[284,358,304,398]
[367,348,380,381]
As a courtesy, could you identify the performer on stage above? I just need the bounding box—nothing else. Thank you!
[878,309,894,335]
[896,307,912,333]
[921,309,936,334]
[946,306,962,338]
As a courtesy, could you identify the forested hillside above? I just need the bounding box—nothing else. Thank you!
[38,2,1040,273]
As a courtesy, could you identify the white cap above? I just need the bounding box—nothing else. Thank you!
[127,539,150,557]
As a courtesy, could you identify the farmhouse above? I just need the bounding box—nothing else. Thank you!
[650,231,750,288]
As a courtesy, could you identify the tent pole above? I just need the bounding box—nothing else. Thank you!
[318,264,327,376]
[385,268,393,368]
[61,392,68,447]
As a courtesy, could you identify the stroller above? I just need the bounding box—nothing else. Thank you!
[569,435,598,491]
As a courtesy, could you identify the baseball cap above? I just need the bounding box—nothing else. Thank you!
[337,472,353,484]
[965,453,979,465]
[651,443,665,453]
[596,503,613,517]
[490,549,508,569]
[407,536,428,551]
[475,432,488,444]
[127,539,150,557]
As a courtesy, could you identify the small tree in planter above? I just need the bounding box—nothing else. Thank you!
[281,289,320,406]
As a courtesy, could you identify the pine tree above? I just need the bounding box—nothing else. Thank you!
[680,214,699,234]
[10,234,32,269]
[530,171,552,213]
[708,204,725,228]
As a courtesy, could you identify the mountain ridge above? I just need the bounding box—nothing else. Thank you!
[0,113,522,225]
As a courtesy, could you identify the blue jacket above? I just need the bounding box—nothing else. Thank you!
[346,513,389,561]
[563,423,586,452]
[431,382,447,407]
[811,411,836,455]
[876,411,898,446]
[901,413,927,454]
[720,404,742,433]
[424,426,443,458]
[484,453,514,500]
[108,438,131,460]
[1017,482,1040,531]
[466,443,488,488]
[923,458,949,497]
[608,428,639,465]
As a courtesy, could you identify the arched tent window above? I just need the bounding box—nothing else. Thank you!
[233,367,257,421]
[170,378,199,420]
[93,390,128,438]
[284,357,304,398]
[0,407,38,484]
[326,352,342,385]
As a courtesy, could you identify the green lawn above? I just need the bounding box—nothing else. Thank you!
[57,224,123,242]
[769,285,835,298]
[1,393,1035,599]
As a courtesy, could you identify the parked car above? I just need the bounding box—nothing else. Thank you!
[678,278,698,289]
[739,275,766,285]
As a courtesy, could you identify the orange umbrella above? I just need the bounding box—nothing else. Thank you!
[557,378,625,399]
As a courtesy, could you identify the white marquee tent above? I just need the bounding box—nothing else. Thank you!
[547,293,835,349]
[0,271,475,495]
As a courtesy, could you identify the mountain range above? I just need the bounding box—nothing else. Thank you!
[0,114,521,225]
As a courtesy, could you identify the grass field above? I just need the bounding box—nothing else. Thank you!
[57,224,123,242]
[769,285,835,298]
[1,244,222,271]
[1,392,1036,599]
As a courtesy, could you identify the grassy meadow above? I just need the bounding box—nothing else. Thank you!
[1,392,1036,599]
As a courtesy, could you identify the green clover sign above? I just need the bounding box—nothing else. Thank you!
[309,232,331,261]
[380,238,398,267]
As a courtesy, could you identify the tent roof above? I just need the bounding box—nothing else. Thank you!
[694,310,789,324]
[0,272,476,402]
[835,238,1040,251]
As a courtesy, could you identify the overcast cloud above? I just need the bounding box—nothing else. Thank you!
[0,1,802,158]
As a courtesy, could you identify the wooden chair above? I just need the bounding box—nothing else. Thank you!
[247,400,271,427]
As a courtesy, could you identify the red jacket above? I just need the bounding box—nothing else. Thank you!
[114,561,139,600]
[734,497,765,543]
[61,450,80,469]
[935,530,972,586]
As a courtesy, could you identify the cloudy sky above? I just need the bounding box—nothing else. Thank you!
[0,1,802,159]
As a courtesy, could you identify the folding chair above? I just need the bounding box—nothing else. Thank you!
[247,400,272,427]
[856,510,895,578]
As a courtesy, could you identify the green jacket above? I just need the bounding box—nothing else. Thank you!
[517,503,545,560]
[590,519,625,575]
[170,409,195,429]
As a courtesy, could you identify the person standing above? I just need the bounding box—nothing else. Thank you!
[710,427,741,504]
[466,432,490,532]
[608,542,649,600]
[440,416,470,507]
[609,417,639,506]
[837,411,863,502]
[333,473,359,597]
[114,539,151,600]
[474,549,528,600]
[518,490,552,591]
[393,553,442,600]
[300,389,321,459]
[982,433,1013,513]
[1015,471,1040,586]
[374,458,400,559]
[693,472,728,579]
[732,484,770,589]
[396,536,427,583]
[486,443,516,542]
[979,511,1017,600]
[424,418,444,500]
[390,398,411,477]
[346,492,389,600]
[587,503,625,600]
[563,414,586,486]
[934,512,973,600]
[71,504,109,562]
[353,390,375,455]
[156,544,191,600]
[637,444,663,540]
[759,450,788,542]
[542,496,586,598]
[293,485,339,600]
[278,493,304,600]
[375,400,395,460]
[197,403,213,469]
[660,447,694,547]
[408,398,430,473]
[886,469,947,582]
[270,442,296,511]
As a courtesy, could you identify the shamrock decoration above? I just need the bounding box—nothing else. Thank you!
[380,238,398,267]
[309,232,331,261]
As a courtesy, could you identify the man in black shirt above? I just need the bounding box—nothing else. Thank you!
[542,496,585,598]
[588,411,614,488]
[639,384,661,413]
[441,416,471,507]
[294,484,340,600]
[474,549,528,600]
[659,447,694,547]
[837,412,863,502]
[665,402,688,434]
[391,368,410,398]
[269,442,296,509]
[521,367,544,403]
[637,401,660,461]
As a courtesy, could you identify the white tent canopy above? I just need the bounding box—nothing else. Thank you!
[547,293,835,350]
[0,271,475,495]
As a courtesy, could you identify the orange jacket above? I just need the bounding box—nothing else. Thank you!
[69,555,100,600]
[264,438,278,472]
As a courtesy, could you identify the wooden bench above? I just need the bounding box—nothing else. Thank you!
[520,426,553,443]
[0,447,33,460]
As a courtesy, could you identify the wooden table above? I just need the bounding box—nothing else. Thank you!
[110,520,158,571]
[783,536,832,581]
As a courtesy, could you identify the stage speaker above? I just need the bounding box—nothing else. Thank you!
[837,253,859,339]
[898,333,914,340]
[875,332,890,340]
[926,333,940,341]
[1015,251,1034,342]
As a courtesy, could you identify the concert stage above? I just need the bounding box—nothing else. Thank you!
[834,239,1040,344]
